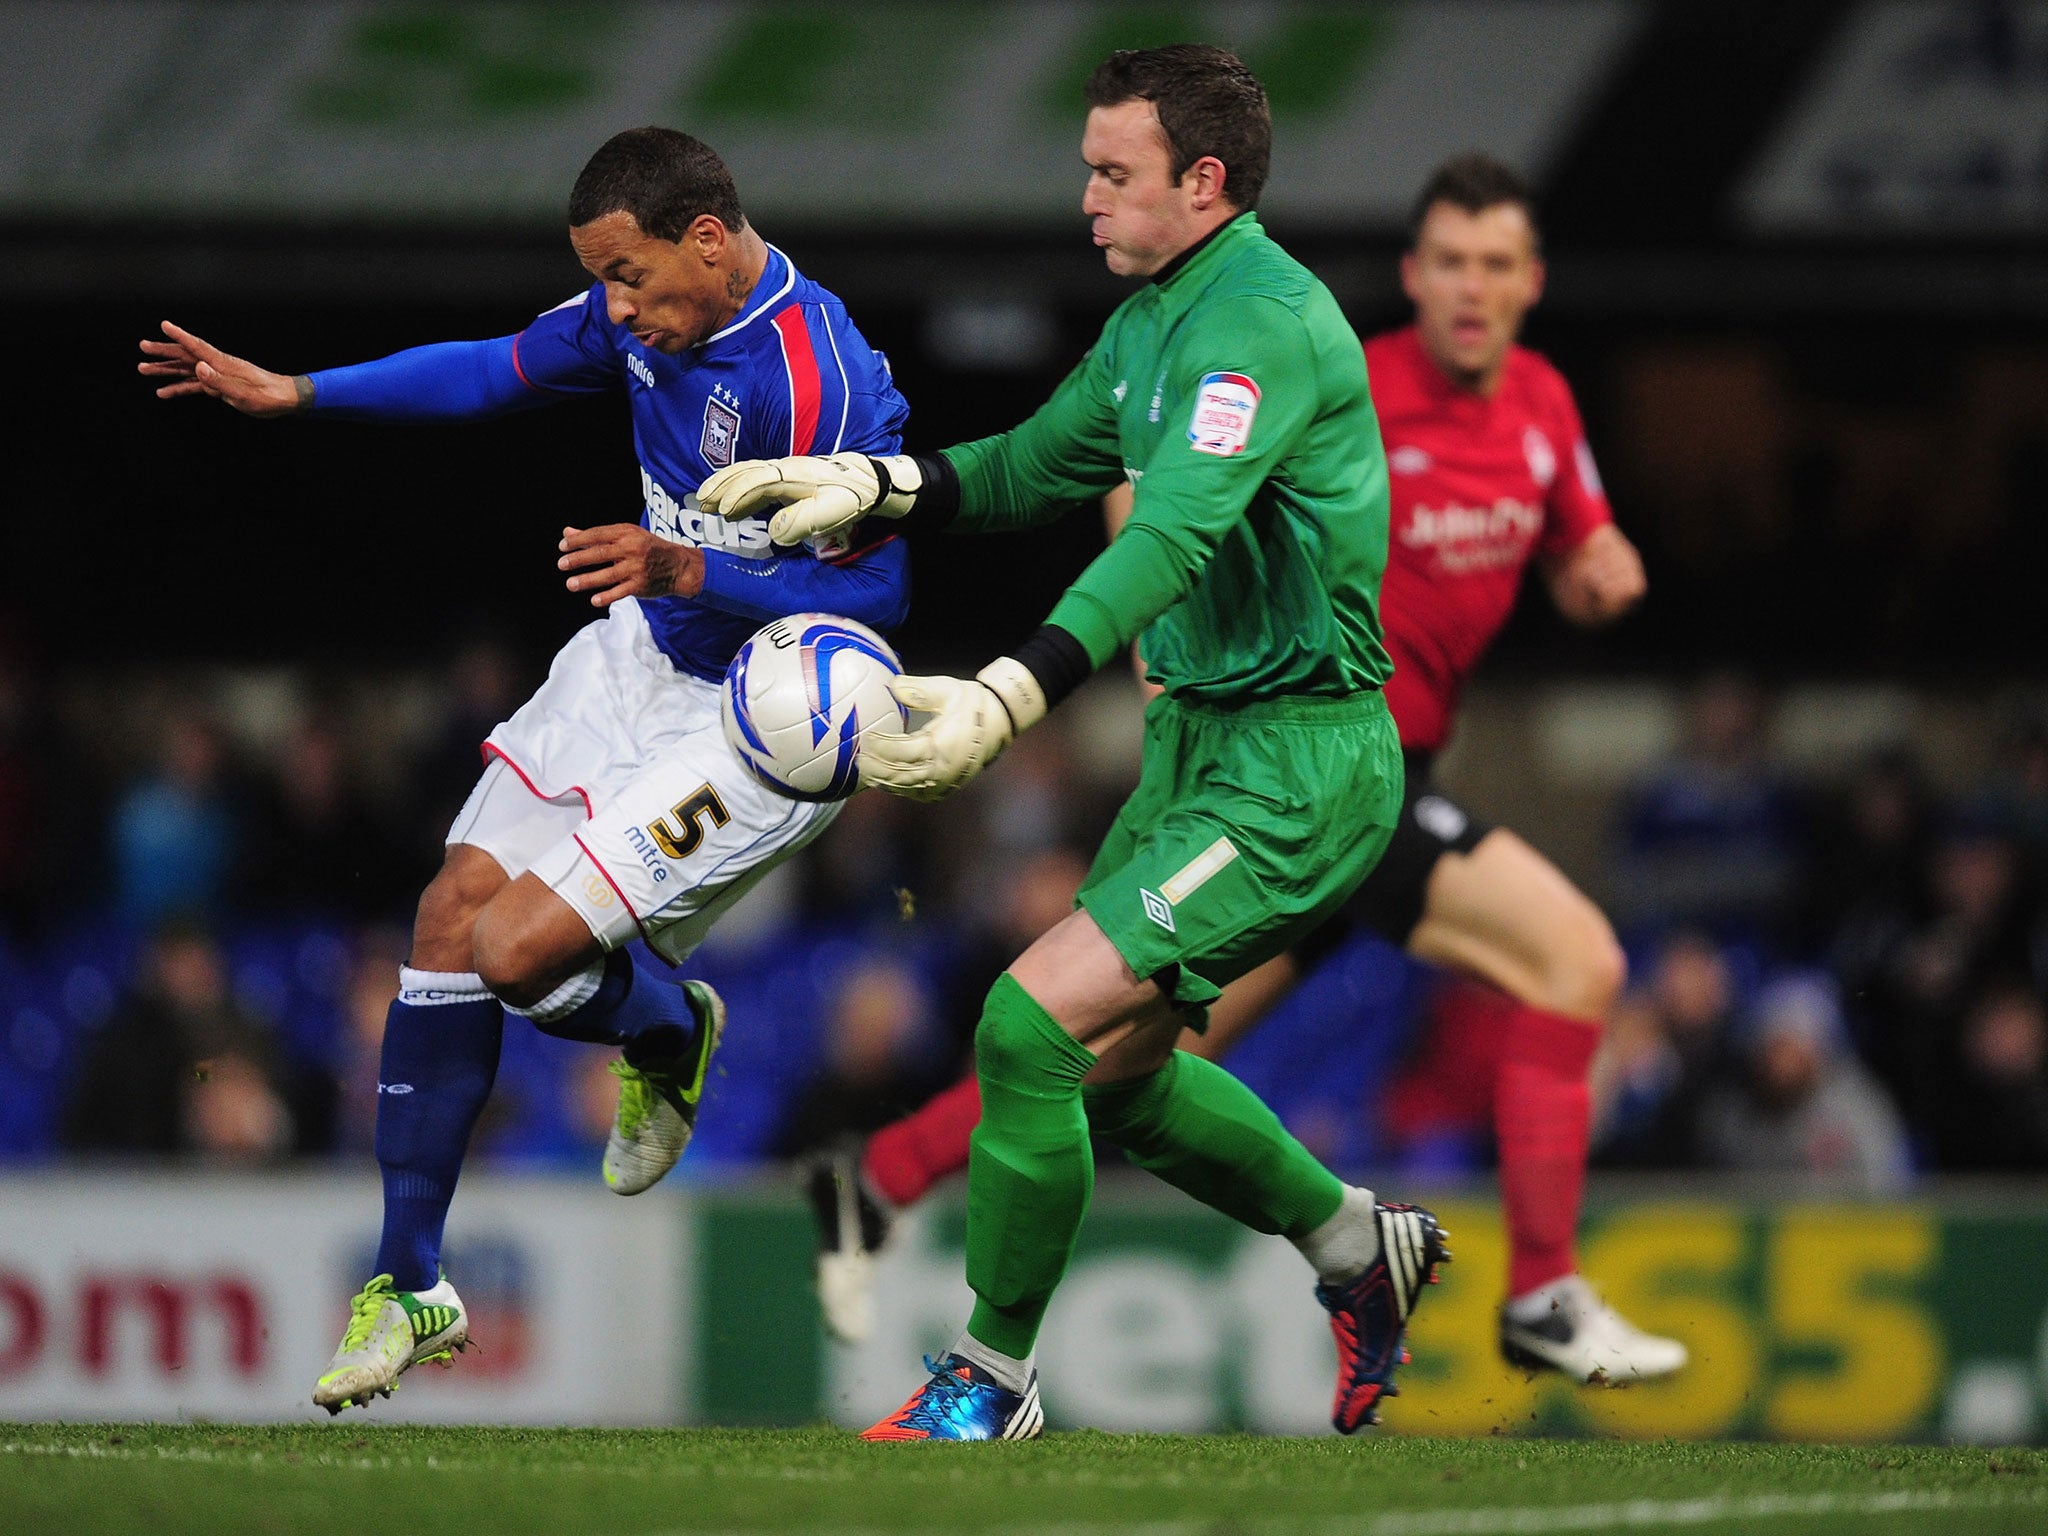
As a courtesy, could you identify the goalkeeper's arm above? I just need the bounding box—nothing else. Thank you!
[697,451,961,546]
[701,345,1120,545]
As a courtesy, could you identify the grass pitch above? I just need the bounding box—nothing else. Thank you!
[3,1425,2044,1536]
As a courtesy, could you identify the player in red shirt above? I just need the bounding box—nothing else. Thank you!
[811,154,1682,1386]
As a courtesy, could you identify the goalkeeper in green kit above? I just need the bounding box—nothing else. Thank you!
[700,45,1448,1440]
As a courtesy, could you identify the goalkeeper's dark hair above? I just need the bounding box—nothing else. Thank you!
[569,126,745,240]
[1408,152,1540,250]
[1085,45,1271,212]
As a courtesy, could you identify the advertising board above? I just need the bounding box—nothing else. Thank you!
[700,1188,2048,1442]
[0,1172,687,1423]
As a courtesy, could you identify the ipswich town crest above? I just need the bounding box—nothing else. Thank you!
[701,390,742,469]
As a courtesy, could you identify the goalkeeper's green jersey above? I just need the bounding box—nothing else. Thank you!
[942,212,1391,703]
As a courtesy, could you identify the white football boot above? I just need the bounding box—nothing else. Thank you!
[312,1272,468,1413]
[603,979,725,1195]
[1499,1273,1688,1385]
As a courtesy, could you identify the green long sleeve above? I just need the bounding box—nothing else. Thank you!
[941,214,1391,702]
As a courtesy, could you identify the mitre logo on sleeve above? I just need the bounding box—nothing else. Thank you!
[1188,371,1261,456]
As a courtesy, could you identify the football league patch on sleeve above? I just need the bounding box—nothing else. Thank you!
[1187,371,1261,456]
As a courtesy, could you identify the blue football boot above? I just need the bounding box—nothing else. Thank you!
[862,1354,1044,1441]
[1316,1201,1451,1432]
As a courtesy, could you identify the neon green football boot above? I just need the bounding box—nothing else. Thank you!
[312,1272,468,1414]
[603,979,725,1195]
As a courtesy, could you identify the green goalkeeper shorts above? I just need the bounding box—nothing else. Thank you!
[1077,689,1404,1008]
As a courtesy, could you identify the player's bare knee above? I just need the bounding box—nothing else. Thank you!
[1548,912,1626,1024]
[410,847,506,971]
[411,881,480,966]
[469,906,551,1008]
[473,879,604,1010]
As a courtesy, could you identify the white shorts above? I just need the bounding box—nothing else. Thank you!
[446,599,838,965]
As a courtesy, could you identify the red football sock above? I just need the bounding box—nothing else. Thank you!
[1495,1003,1603,1299]
[861,1070,981,1208]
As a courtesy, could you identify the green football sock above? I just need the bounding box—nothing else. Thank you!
[964,973,1099,1359]
[1084,1050,1344,1237]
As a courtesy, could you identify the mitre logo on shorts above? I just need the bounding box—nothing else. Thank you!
[701,391,741,469]
[1188,372,1260,456]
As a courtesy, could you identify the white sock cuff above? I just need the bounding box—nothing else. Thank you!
[1294,1184,1381,1285]
[507,960,605,1025]
[952,1333,1033,1394]
[398,969,492,1006]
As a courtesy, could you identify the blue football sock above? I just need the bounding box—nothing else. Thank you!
[514,948,702,1065]
[373,969,502,1293]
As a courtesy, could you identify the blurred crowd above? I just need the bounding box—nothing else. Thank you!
[1589,672,2048,1182]
[4,620,2048,1189]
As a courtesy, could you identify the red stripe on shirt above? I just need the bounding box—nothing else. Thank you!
[825,532,898,566]
[771,306,822,454]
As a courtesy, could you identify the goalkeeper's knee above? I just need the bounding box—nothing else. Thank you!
[973,974,1091,1096]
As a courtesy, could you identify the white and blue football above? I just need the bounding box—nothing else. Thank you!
[721,614,906,801]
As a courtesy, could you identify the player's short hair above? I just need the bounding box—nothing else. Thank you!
[1085,45,1271,211]
[569,126,746,241]
[1408,153,1540,248]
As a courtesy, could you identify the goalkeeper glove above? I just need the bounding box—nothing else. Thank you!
[858,657,1048,802]
[697,452,923,546]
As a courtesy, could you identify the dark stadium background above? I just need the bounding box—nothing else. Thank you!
[9,1,2045,679]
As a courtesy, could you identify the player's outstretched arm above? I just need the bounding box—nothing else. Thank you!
[146,322,566,425]
[698,453,929,546]
[138,321,305,417]
[1543,523,1646,627]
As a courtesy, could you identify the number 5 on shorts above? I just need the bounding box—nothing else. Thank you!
[647,785,731,861]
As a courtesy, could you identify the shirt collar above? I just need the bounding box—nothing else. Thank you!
[1150,210,1256,290]
[698,243,795,348]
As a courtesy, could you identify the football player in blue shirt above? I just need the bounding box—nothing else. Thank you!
[141,127,911,1412]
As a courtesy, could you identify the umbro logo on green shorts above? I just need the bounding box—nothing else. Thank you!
[1142,839,1242,933]
[1141,889,1176,932]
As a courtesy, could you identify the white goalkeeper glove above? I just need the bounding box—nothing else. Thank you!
[697,452,923,546]
[858,657,1048,802]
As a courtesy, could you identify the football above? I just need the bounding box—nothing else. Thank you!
[721,614,907,801]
